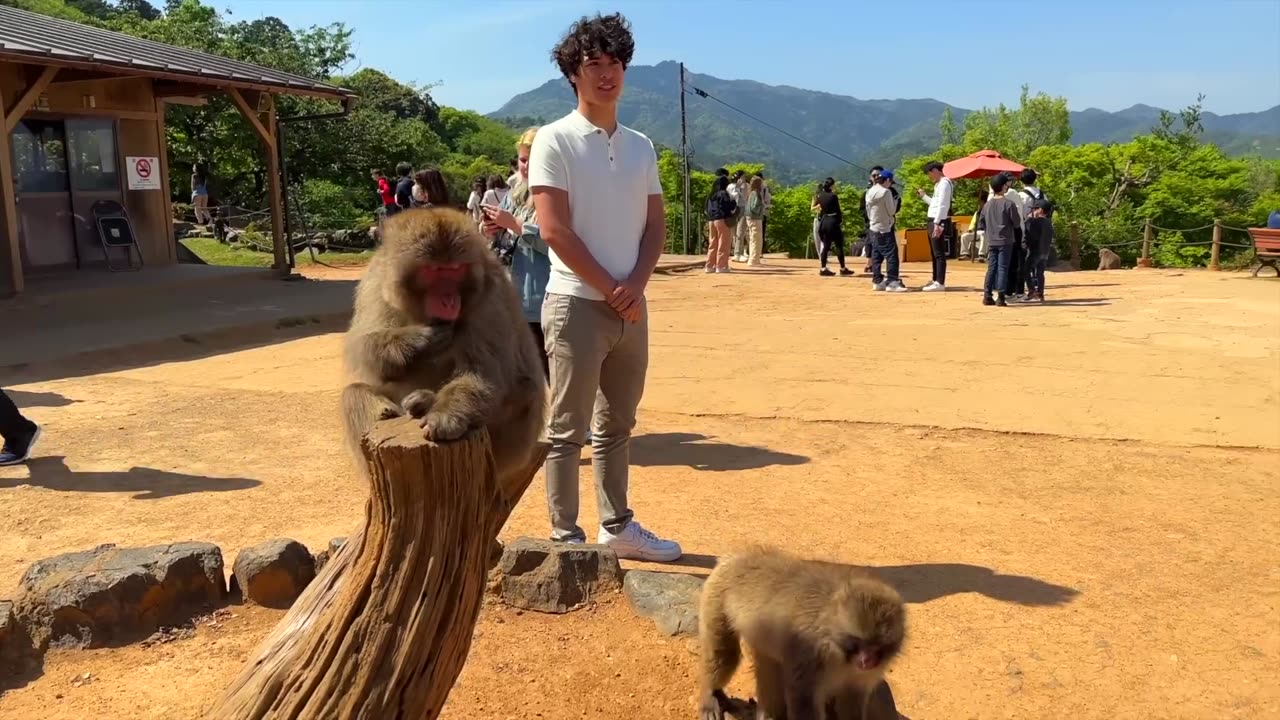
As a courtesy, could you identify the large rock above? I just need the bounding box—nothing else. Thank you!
[623,571,705,637]
[15,542,225,651]
[496,538,622,614]
[230,539,316,609]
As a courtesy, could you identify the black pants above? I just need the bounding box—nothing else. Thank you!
[817,215,845,269]
[1007,239,1025,295]
[761,216,768,252]
[1024,255,1047,296]
[528,322,549,383]
[926,218,950,285]
[0,389,36,444]
[870,231,899,284]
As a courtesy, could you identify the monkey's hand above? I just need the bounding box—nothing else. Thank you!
[401,388,437,419]
[419,372,495,443]
[698,690,727,720]
[368,325,454,380]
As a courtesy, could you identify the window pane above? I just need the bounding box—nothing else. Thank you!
[11,120,69,193]
[67,119,120,192]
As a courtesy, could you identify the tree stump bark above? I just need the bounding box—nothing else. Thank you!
[207,416,549,719]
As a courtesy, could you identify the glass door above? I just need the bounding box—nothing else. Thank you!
[66,118,124,267]
[10,119,77,270]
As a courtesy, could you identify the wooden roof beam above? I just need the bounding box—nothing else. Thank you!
[3,65,58,133]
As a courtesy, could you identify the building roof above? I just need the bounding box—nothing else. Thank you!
[0,5,354,99]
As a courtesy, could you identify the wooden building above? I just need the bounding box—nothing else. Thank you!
[0,5,355,297]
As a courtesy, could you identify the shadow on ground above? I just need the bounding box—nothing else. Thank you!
[3,456,261,500]
[629,432,810,471]
[656,555,1078,607]
[4,390,79,408]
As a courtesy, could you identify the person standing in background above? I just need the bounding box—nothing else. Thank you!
[410,167,450,208]
[393,162,415,211]
[483,127,551,379]
[371,169,396,215]
[744,175,766,265]
[979,172,1022,307]
[1020,198,1052,303]
[529,11,681,561]
[916,161,955,292]
[482,174,511,209]
[811,177,853,277]
[866,170,908,292]
[704,175,736,273]
[755,171,772,252]
[466,177,487,225]
[730,170,749,262]
[0,389,41,467]
[191,163,212,225]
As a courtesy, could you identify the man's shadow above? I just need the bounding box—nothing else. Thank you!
[5,389,78,408]
[665,555,1078,607]
[4,456,260,500]
[580,432,809,472]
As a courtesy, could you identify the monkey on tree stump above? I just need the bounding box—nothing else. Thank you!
[208,208,549,720]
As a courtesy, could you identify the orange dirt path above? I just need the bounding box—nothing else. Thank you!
[1,260,1277,719]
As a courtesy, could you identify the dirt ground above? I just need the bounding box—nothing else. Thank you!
[1,259,1277,719]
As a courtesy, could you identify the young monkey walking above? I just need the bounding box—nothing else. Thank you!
[698,547,906,720]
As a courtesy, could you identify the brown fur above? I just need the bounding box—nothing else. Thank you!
[1098,247,1122,270]
[698,547,906,720]
[341,207,546,491]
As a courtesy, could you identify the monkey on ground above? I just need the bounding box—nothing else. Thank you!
[698,547,906,720]
[341,207,546,494]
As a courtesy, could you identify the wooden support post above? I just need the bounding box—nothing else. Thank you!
[226,87,288,277]
[0,84,22,296]
[1209,219,1222,271]
[1139,219,1153,268]
[1069,221,1081,270]
[154,96,176,263]
[208,419,550,720]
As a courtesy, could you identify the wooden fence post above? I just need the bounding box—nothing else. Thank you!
[207,419,549,720]
[1139,219,1153,268]
[1209,219,1222,271]
[1069,221,1081,270]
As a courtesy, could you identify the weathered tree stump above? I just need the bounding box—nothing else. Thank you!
[207,416,548,719]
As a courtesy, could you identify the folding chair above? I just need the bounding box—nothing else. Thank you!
[91,200,143,272]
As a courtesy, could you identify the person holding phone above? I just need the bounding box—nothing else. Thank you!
[482,128,551,380]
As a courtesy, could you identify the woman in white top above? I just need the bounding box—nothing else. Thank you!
[465,177,486,224]
[481,174,510,210]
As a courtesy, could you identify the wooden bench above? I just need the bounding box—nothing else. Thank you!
[1248,227,1280,277]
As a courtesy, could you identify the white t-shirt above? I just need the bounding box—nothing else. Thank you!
[527,110,663,301]
[482,187,509,208]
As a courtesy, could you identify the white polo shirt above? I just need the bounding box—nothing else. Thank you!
[527,110,663,301]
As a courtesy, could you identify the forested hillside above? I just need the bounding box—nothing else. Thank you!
[493,61,1280,183]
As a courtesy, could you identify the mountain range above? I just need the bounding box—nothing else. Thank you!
[491,61,1280,184]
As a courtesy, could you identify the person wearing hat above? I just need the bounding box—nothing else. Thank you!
[865,170,908,292]
[1021,197,1053,302]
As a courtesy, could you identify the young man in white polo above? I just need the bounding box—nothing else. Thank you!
[528,12,681,562]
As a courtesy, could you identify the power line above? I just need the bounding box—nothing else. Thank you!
[685,84,872,176]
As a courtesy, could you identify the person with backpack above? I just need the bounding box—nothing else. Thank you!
[745,175,767,265]
[704,174,737,273]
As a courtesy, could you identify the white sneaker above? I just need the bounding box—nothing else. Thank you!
[716,267,731,273]
[886,281,909,293]
[922,282,946,292]
[872,281,886,291]
[704,266,715,274]
[599,521,682,562]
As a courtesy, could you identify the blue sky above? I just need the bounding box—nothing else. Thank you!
[219,0,1280,117]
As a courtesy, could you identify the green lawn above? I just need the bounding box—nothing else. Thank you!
[181,237,375,268]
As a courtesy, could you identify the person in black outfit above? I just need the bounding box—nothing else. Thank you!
[393,161,415,211]
[0,389,42,466]
[811,177,853,277]
[1020,198,1053,302]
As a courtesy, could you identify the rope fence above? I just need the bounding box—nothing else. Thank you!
[1078,217,1271,271]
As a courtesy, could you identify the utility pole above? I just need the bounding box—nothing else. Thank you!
[679,62,690,255]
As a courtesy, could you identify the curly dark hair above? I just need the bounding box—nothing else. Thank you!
[551,13,635,94]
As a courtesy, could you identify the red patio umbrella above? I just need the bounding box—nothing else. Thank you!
[942,150,1025,179]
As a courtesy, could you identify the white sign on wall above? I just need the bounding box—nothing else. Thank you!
[126,156,161,190]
